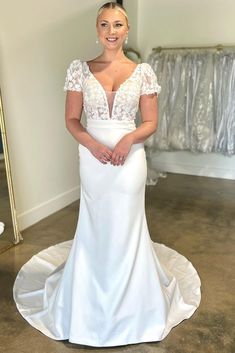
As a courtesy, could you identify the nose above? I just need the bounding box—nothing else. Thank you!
[108,25,116,34]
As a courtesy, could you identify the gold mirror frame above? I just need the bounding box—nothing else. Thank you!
[0,87,23,252]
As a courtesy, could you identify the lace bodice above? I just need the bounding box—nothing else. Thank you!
[63,59,161,121]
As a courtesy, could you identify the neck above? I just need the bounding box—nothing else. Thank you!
[98,48,127,62]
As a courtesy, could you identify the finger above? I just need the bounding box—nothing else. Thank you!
[114,155,121,166]
[93,152,108,164]
[103,150,112,160]
[102,147,112,156]
[105,153,111,161]
[120,157,125,165]
[113,153,120,163]
[116,156,122,166]
[99,153,107,161]
[116,155,123,165]
[119,156,125,166]
[106,150,113,158]
[110,152,117,165]
[97,153,107,164]
[101,156,109,164]
[104,154,112,163]
[113,157,119,166]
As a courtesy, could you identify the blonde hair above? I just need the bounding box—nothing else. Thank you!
[96,1,129,28]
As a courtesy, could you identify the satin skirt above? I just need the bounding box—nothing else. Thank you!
[13,119,201,347]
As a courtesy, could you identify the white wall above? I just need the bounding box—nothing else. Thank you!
[1,0,235,232]
[125,0,138,47]
[129,0,235,180]
[0,0,105,231]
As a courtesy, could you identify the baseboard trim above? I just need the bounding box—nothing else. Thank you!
[150,151,235,180]
[151,160,235,180]
[18,186,80,231]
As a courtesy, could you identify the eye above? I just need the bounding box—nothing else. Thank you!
[116,23,123,27]
[101,23,108,27]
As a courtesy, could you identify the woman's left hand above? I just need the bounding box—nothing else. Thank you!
[110,134,133,166]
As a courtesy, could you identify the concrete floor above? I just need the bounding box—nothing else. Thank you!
[0,173,234,353]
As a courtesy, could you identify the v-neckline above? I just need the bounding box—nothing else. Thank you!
[84,61,141,94]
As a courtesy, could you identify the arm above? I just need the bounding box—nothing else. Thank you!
[110,93,158,165]
[65,90,112,163]
[127,92,158,143]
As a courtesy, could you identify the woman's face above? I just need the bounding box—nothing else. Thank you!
[96,8,129,49]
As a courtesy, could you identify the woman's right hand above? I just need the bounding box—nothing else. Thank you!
[88,141,113,164]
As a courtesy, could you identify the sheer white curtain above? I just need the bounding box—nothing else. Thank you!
[145,48,235,156]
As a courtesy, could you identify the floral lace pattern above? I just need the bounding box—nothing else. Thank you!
[63,59,161,121]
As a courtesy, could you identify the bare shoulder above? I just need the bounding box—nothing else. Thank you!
[121,57,139,68]
[86,56,104,65]
[125,62,139,70]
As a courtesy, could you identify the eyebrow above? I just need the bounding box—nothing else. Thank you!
[100,20,124,23]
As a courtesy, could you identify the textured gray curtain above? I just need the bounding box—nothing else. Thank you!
[145,48,235,156]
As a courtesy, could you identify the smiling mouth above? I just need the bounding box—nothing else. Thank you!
[106,37,118,42]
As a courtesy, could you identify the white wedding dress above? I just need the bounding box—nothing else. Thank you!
[13,59,201,347]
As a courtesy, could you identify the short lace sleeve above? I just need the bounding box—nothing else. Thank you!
[140,63,161,96]
[63,59,83,92]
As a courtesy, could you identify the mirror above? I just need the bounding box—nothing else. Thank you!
[0,88,23,254]
[124,47,142,63]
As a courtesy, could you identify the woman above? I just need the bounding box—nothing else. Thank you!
[13,1,201,347]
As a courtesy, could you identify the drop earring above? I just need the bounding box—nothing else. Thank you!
[125,36,128,45]
[96,37,99,44]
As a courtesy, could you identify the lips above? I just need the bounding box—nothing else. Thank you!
[106,37,118,42]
